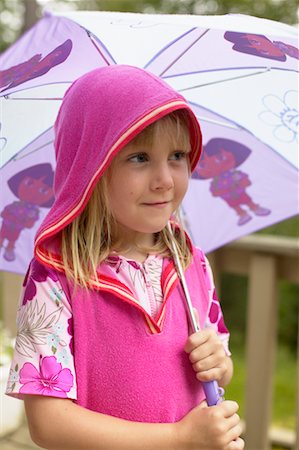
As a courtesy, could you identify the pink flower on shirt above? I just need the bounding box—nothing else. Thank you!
[208,294,229,334]
[19,355,73,397]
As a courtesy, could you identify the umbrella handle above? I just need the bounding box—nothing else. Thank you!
[203,380,224,406]
[166,222,224,406]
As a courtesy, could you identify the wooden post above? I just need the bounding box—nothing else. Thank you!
[244,253,278,450]
[295,317,299,450]
[0,272,23,336]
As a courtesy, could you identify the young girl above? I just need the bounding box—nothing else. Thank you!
[6,65,244,450]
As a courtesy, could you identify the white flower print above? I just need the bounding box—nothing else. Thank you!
[6,365,20,393]
[47,333,60,347]
[259,90,298,143]
[16,299,63,357]
[57,348,70,365]
[53,323,64,334]
[49,287,64,306]
[47,323,68,355]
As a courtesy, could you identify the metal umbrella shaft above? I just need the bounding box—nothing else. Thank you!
[167,222,223,406]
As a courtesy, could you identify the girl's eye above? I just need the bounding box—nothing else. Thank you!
[129,153,148,163]
[170,151,188,161]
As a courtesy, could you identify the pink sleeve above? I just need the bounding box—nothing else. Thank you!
[198,251,231,356]
[5,259,77,400]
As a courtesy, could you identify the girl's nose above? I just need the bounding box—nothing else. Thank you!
[150,163,174,191]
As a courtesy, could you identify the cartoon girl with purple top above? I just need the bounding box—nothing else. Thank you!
[192,138,271,226]
[0,164,54,261]
[224,31,299,61]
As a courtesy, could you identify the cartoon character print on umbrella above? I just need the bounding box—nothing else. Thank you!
[192,138,271,226]
[0,39,73,92]
[0,164,54,262]
[224,32,299,61]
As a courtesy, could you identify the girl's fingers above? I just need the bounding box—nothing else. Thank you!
[195,367,224,382]
[184,332,208,353]
[227,437,245,450]
[188,335,225,362]
[223,414,244,449]
[184,327,219,353]
[189,340,225,362]
[191,351,224,370]
[226,413,242,431]
[220,401,240,417]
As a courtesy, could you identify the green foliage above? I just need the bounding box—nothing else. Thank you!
[220,273,248,334]
[82,0,299,25]
[225,334,297,431]
[220,271,299,355]
[0,0,23,52]
[0,0,298,54]
[277,280,299,352]
[256,215,299,237]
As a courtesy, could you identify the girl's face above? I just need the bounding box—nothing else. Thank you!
[107,132,190,248]
[18,176,53,205]
[196,148,235,178]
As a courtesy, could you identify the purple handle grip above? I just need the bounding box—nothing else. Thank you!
[203,380,224,406]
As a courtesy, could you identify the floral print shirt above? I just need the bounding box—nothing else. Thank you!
[6,251,230,400]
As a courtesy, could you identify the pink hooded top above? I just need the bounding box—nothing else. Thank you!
[6,65,230,422]
[34,64,202,270]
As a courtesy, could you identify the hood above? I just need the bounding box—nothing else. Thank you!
[35,65,202,270]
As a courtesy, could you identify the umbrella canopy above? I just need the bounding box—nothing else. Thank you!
[0,10,298,274]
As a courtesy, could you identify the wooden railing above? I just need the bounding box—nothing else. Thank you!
[1,234,298,449]
[208,235,299,450]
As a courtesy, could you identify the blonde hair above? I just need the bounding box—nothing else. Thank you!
[61,110,193,288]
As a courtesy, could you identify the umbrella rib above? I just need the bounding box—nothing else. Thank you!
[179,67,271,91]
[85,29,116,65]
[3,96,63,100]
[12,141,54,161]
[159,28,210,77]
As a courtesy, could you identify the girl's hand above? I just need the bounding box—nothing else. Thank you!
[184,327,229,384]
[176,400,244,450]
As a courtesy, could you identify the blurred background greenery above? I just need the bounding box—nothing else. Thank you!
[1,0,298,442]
[0,0,298,53]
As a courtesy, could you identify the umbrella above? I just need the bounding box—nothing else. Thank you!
[0,10,298,274]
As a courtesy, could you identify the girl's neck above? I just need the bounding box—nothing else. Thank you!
[113,228,156,263]
[118,248,149,263]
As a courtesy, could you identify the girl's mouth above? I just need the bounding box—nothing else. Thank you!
[143,201,170,208]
